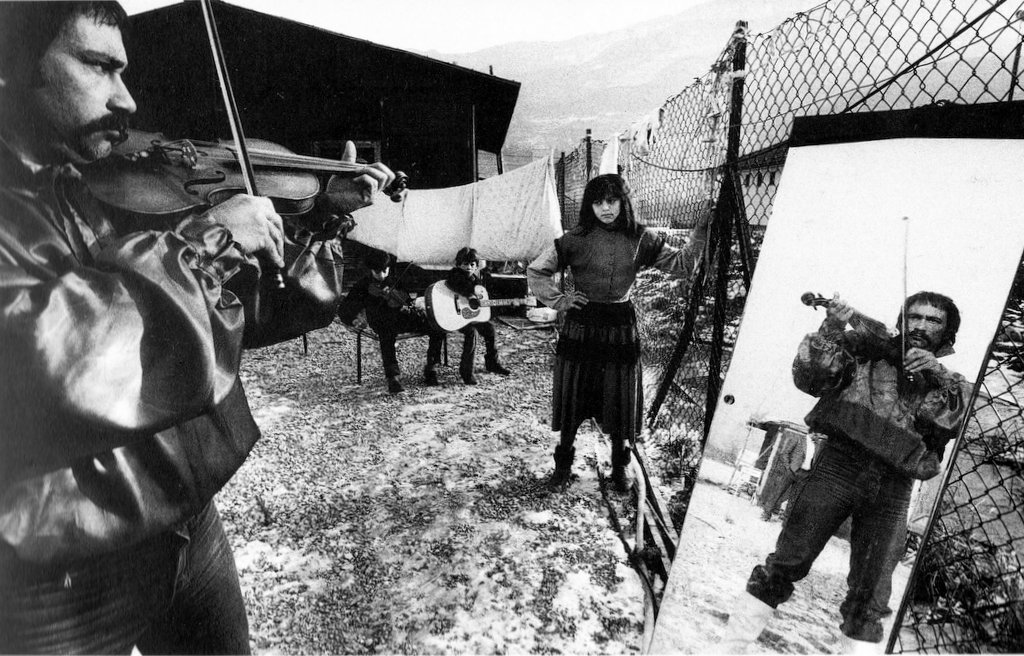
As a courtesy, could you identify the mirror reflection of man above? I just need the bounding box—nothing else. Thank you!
[722,292,970,653]
[0,2,392,652]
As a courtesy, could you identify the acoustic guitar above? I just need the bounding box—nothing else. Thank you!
[425,281,536,332]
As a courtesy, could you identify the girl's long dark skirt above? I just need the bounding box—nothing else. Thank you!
[552,301,642,441]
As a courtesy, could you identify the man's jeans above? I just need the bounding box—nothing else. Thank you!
[746,439,912,642]
[0,501,249,654]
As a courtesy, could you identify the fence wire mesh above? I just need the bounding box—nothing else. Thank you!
[554,0,1024,650]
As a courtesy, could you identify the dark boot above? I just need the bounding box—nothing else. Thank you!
[386,376,404,394]
[423,367,439,386]
[484,354,511,375]
[611,446,631,492]
[546,445,575,490]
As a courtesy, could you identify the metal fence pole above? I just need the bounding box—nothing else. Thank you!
[702,20,748,435]
[558,151,566,229]
[725,21,754,289]
[1010,40,1022,101]
[585,129,592,181]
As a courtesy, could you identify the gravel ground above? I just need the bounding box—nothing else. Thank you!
[217,320,648,654]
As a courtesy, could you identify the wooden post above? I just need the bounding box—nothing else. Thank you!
[470,103,479,181]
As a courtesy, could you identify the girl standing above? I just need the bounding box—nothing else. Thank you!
[527,174,708,491]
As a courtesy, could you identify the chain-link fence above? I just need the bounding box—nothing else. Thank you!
[554,0,1024,650]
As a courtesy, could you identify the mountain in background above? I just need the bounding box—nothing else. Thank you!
[420,0,815,162]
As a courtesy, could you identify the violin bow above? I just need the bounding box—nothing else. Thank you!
[199,0,285,288]
[901,216,909,365]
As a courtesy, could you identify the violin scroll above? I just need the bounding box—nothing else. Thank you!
[801,292,826,310]
[801,291,892,337]
[383,171,409,203]
[801,291,918,381]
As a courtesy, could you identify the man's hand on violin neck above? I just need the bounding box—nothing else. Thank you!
[322,141,396,215]
[203,195,285,269]
[824,294,854,328]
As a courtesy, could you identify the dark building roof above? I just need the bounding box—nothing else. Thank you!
[123,1,521,188]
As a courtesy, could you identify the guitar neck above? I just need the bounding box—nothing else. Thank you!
[480,297,531,307]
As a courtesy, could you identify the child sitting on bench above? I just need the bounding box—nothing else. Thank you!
[443,247,512,385]
[338,250,445,393]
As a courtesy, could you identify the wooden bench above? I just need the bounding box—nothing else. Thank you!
[340,321,448,384]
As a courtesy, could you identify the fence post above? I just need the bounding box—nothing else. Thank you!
[647,20,751,433]
[585,129,592,181]
[702,20,750,435]
[558,151,566,229]
[1010,40,1022,101]
[726,20,754,289]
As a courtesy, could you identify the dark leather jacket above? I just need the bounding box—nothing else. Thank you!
[0,134,342,564]
[793,320,969,480]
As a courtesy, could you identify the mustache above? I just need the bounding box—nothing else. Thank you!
[907,330,933,343]
[78,112,130,145]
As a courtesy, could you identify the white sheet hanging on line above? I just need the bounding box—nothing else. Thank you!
[396,184,475,264]
[598,132,621,174]
[471,155,563,261]
[348,154,563,266]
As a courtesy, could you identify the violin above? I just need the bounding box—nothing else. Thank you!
[82,129,409,222]
[801,292,895,343]
[86,0,407,288]
[367,279,413,310]
[802,292,917,381]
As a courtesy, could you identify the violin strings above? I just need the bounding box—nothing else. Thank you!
[173,139,360,173]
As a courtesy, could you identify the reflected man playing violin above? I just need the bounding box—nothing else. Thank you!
[0,2,392,652]
[721,292,970,652]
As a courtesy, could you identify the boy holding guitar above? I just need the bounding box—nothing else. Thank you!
[442,247,513,384]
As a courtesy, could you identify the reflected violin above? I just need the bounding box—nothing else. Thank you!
[802,292,916,380]
[801,292,895,343]
[82,129,409,221]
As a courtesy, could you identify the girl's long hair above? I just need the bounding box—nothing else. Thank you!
[577,174,644,238]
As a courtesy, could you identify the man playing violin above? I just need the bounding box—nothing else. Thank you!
[337,249,445,394]
[0,2,393,653]
[722,292,970,653]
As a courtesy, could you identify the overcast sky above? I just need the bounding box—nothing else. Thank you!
[121,0,708,53]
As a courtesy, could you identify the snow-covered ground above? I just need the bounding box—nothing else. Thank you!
[651,459,910,654]
[218,321,648,654]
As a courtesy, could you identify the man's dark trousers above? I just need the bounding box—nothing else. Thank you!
[745,439,912,642]
[0,502,248,654]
